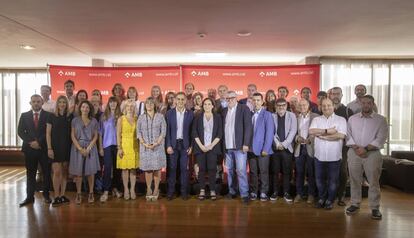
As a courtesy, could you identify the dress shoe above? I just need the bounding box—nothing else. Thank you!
[324,200,334,210]
[346,205,360,215]
[19,198,34,207]
[337,199,346,206]
[44,197,52,204]
[371,209,382,220]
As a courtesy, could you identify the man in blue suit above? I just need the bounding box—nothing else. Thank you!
[271,98,298,203]
[222,91,253,204]
[248,93,275,201]
[165,92,194,200]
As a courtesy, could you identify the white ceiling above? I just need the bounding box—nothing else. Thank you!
[1,0,414,67]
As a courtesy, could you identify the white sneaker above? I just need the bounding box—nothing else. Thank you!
[100,192,108,203]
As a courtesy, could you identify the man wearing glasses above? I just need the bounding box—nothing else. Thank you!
[270,98,297,203]
[222,91,253,204]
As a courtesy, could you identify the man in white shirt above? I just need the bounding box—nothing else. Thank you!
[64,80,76,111]
[40,85,55,113]
[345,95,388,220]
[347,84,378,114]
[309,98,347,210]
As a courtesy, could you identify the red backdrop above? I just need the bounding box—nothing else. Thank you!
[49,64,320,102]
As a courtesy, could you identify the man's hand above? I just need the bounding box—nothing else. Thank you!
[167,146,174,155]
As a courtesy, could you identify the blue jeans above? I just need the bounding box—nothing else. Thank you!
[295,145,316,197]
[225,149,249,198]
[315,158,341,202]
[167,140,189,196]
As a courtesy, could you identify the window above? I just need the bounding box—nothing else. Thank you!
[321,59,414,154]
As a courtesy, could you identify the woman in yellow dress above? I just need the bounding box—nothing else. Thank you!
[117,99,139,200]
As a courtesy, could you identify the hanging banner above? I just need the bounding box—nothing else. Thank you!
[182,65,320,101]
[49,65,181,103]
[49,64,320,103]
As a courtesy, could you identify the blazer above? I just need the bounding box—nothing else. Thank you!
[191,113,223,155]
[165,108,194,150]
[272,111,298,153]
[293,112,319,157]
[17,110,50,153]
[221,104,253,152]
[252,109,275,156]
[238,98,248,105]
[214,98,227,114]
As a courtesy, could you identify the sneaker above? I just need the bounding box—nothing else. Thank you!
[324,200,333,210]
[242,197,249,205]
[294,195,303,203]
[60,196,70,204]
[250,193,257,201]
[270,192,279,201]
[198,189,206,200]
[260,193,268,201]
[210,191,217,201]
[283,193,293,203]
[346,205,360,215]
[371,209,382,220]
[100,192,109,203]
[307,195,315,204]
[51,197,62,207]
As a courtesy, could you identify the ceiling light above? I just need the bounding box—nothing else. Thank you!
[237,31,252,37]
[20,45,36,50]
[195,52,227,57]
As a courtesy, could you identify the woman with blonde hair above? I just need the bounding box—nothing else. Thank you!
[121,86,145,116]
[46,95,73,206]
[117,99,139,200]
[137,97,166,201]
[151,85,163,112]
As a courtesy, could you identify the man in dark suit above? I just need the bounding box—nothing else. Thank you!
[165,92,194,200]
[214,85,228,114]
[17,94,51,206]
[238,84,257,111]
[222,91,253,204]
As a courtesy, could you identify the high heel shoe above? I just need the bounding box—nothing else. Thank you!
[88,193,94,204]
[124,189,130,200]
[75,193,82,205]
[130,190,136,200]
[151,190,159,201]
[146,189,153,201]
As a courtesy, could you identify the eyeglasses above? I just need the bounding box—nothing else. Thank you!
[276,104,287,107]
[226,97,236,101]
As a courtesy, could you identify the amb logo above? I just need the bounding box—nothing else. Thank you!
[124,72,143,78]
[58,70,76,76]
[191,71,209,77]
[259,71,278,77]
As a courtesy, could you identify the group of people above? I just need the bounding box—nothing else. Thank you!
[18,80,388,220]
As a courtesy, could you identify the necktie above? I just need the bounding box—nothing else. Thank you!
[34,112,39,130]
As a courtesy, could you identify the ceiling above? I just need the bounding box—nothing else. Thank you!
[1,0,414,67]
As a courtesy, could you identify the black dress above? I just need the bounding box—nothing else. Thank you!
[47,113,73,162]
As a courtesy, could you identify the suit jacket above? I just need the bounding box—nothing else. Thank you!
[252,109,275,156]
[272,111,297,153]
[165,108,194,150]
[294,112,319,157]
[214,98,227,114]
[192,113,223,155]
[18,110,50,153]
[238,98,248,105]
[222,104,253,151]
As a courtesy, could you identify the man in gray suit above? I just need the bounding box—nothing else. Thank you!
[270,98,297,203]
[294,99,319,204]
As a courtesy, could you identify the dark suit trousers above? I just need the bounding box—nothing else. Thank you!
[248,152,270,195]
[271,149,292,194]
[24,148,51,199]
[337,146,349,200]
[167,140,189,196]
[196,151,218,192]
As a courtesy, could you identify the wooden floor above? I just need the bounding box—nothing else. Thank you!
[1,166,414,238]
